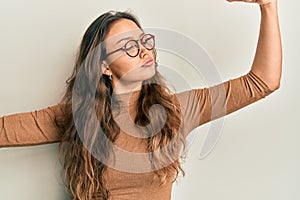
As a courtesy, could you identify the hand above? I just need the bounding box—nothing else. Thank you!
[226,0,277,6]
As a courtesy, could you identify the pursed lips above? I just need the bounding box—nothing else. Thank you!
[142,59,154,67]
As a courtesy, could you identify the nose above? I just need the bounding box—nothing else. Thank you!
[139,44,150,58]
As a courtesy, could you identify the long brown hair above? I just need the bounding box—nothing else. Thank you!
[57,11,187,200]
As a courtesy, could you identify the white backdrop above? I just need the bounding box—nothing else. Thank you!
[0,0,299,199]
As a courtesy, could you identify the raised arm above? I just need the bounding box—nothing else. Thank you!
[0,104,68,148]
[178,0,282,136]
[230,0,282,90]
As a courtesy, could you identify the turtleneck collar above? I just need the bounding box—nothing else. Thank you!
[111,89,141,111]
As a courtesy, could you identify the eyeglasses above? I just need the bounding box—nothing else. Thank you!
[105,33,155,58]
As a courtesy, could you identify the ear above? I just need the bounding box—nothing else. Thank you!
[101,60,112,76]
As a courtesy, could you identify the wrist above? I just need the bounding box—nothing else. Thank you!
[260,2,278,12]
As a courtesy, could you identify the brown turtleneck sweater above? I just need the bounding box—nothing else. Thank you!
[0,72,274,200]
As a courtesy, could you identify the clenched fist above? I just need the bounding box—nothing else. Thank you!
[226,0,277,6]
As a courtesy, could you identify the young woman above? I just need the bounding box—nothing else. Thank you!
[0,0,282,199]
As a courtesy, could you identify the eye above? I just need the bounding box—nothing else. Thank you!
[124,40,139,57]
[125,41,138,51]
[142,34,155,49]
[125,45,134,51]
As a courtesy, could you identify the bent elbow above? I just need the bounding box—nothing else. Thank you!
[250,69,282,92]
[268,80,281,91]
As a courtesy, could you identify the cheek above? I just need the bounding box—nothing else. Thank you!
[119,65,156,82]
[110,58,140,78]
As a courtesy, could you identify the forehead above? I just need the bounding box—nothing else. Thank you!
[105,18,143,42]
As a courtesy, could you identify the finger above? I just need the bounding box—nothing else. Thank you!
[227,0,257,3]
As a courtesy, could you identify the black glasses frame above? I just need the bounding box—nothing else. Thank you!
[105,33,155,58]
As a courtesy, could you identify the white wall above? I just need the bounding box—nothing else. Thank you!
[0,0,299,199]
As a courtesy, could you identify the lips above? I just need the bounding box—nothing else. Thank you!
[142,59,154,67]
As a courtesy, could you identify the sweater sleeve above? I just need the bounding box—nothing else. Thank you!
[177,71,275,136]
[0,103,67,148]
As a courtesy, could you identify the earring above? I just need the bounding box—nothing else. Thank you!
[109,75,112,80]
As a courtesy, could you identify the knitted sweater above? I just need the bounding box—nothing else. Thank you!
[0,72,274,200]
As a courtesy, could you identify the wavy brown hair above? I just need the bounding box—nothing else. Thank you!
[57,11,187,200]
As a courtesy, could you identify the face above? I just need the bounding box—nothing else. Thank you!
[102,19,156,90]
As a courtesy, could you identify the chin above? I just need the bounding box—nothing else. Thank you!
[142,68,156,81]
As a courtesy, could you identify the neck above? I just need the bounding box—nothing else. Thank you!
[112,79,142,95]
[111,79,143,112]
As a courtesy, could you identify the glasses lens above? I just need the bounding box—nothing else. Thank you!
[125,40,139,57]
[141,34,155,50]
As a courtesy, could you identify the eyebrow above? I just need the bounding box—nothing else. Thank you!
[115,33,144,44]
